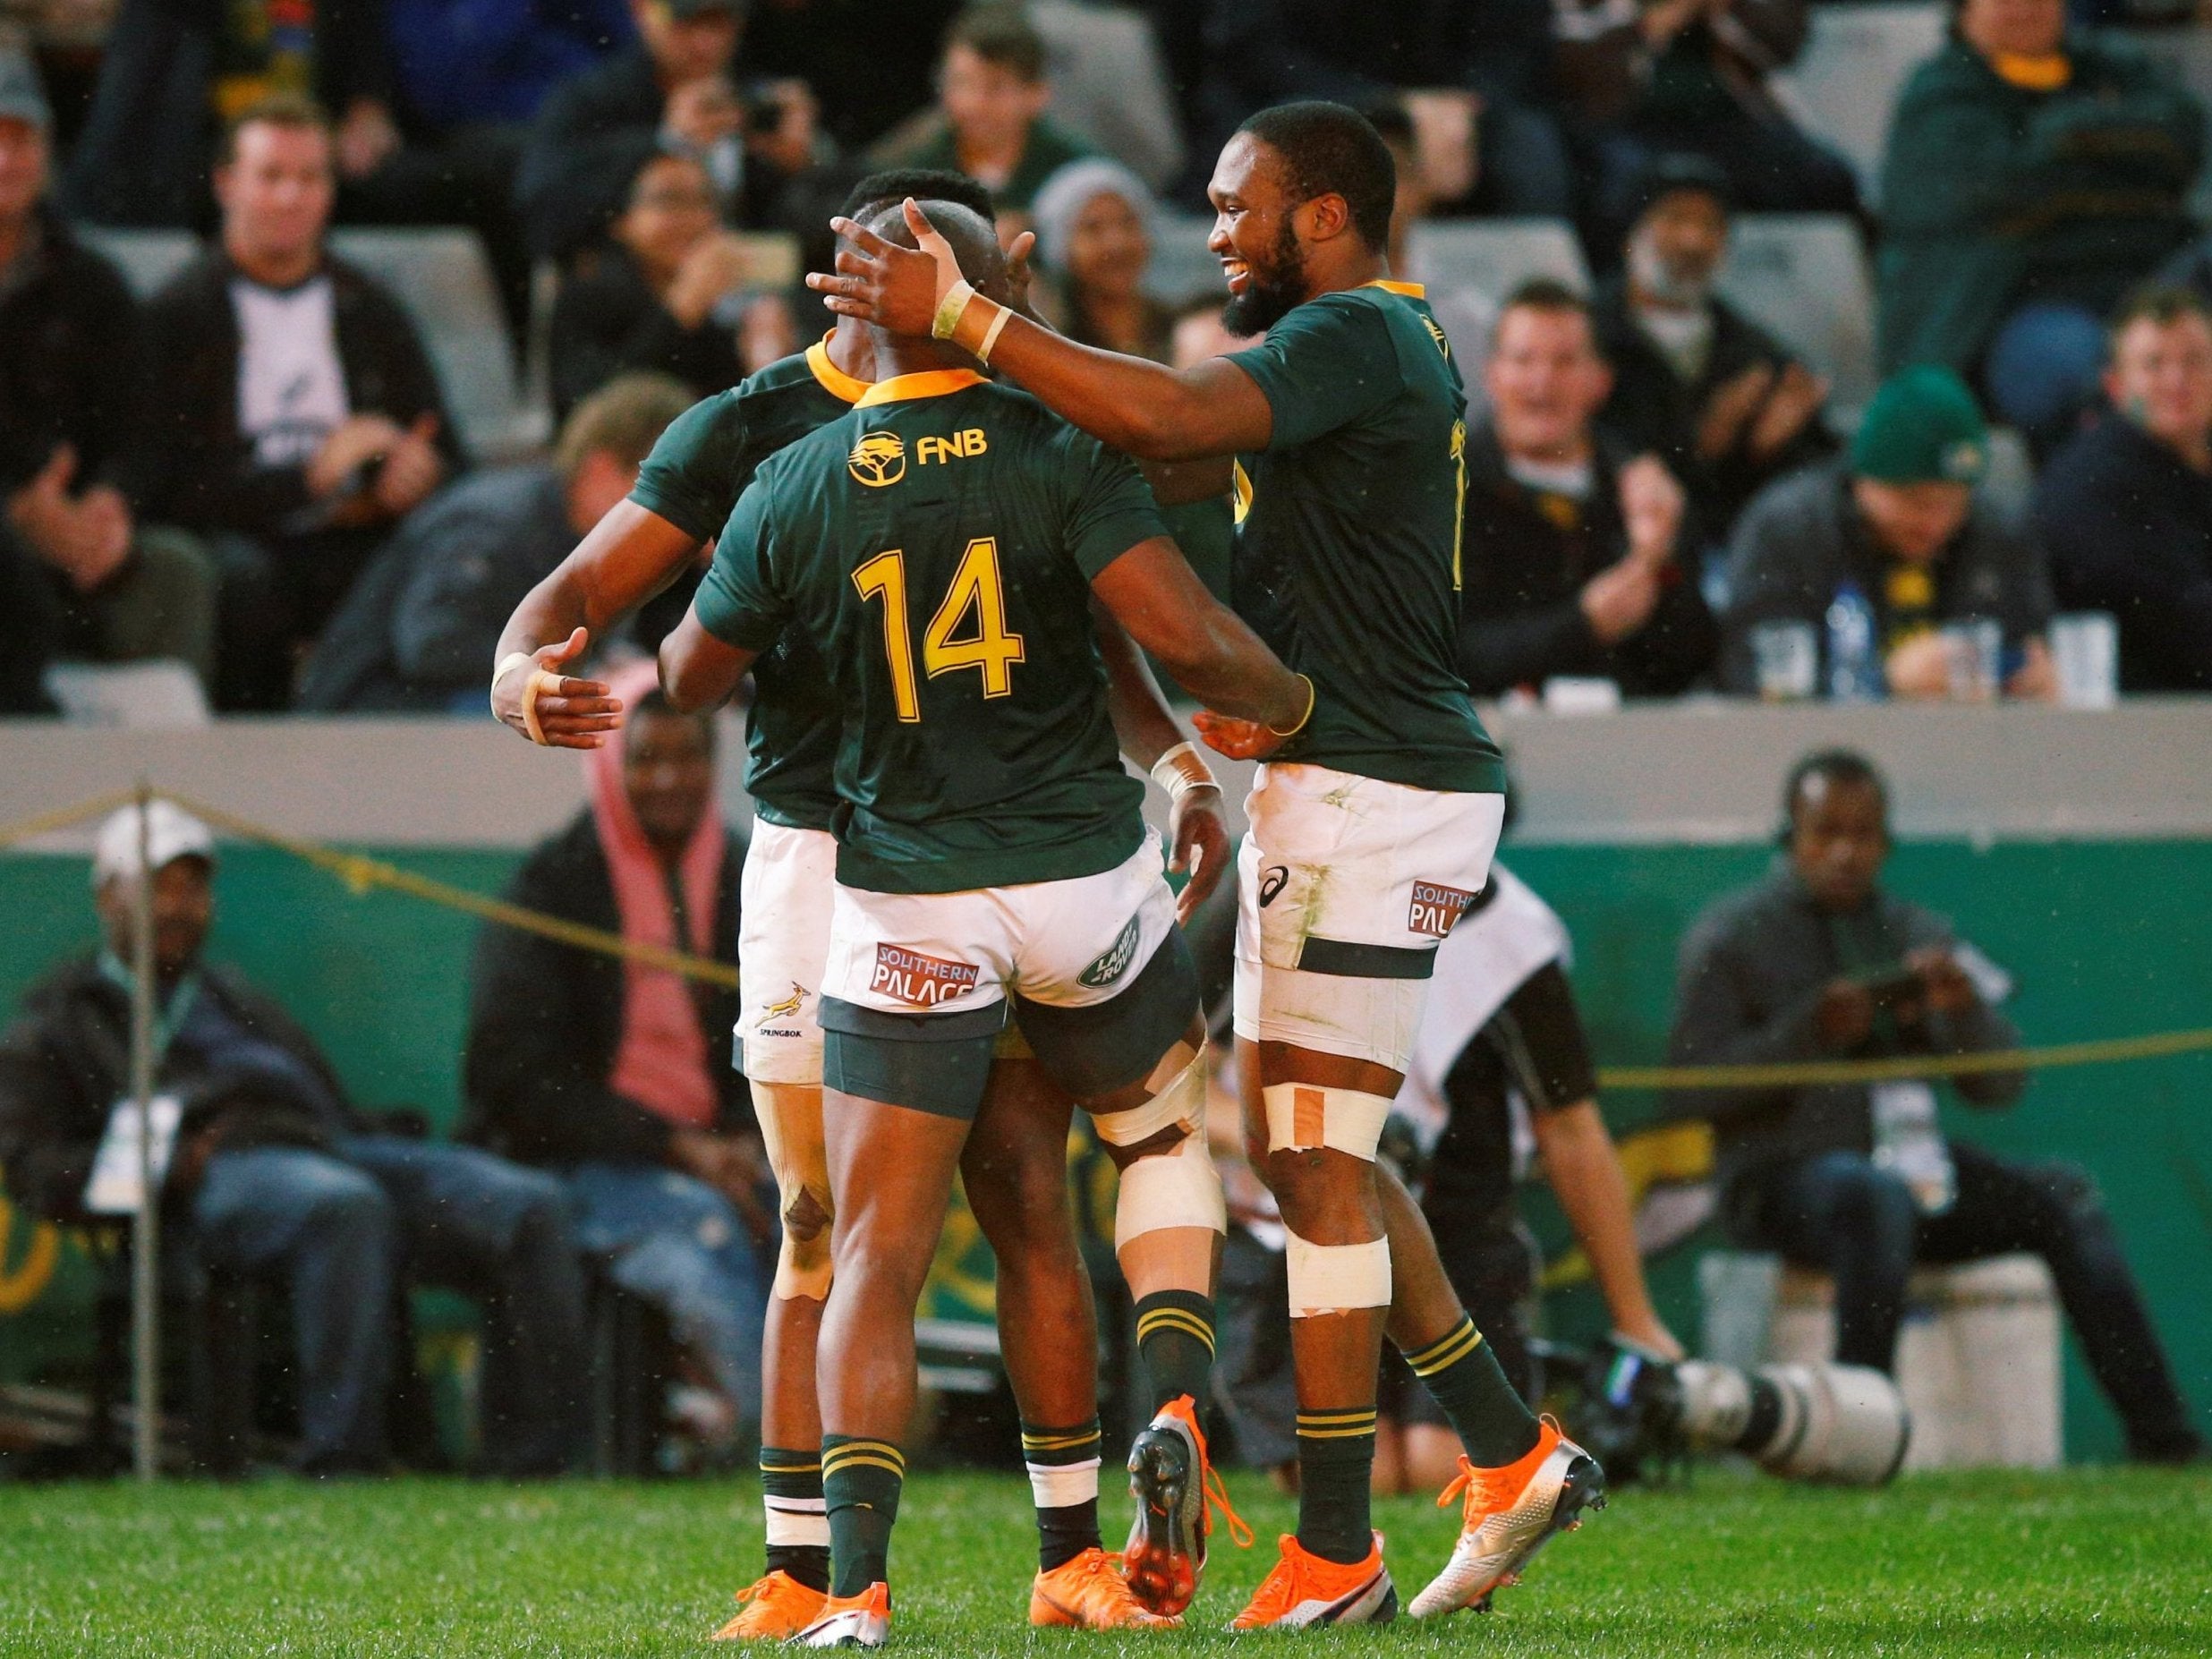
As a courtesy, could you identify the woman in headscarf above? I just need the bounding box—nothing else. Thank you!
[1030,157,1176,363]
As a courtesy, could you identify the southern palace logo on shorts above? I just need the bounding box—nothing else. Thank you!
[1408,880,1477,939]
[1077,915,1143,989]
[872,944,981,1007]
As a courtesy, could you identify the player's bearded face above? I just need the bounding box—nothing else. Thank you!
[1221,213,1307,337]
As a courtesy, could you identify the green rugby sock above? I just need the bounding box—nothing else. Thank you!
[821,1435,905,1596]
[761,1445,830,1592]
[1134,1289,1216,1412]
[1021,1418,1103,1571]
[1404,1315,1541,1468]
[1295,1407,1378,1565]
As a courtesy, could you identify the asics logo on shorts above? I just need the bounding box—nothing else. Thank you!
[1076,915,1142,988]
[1408,880,1477,938]
[872,943,981,1006]
[1258,865,1290,907]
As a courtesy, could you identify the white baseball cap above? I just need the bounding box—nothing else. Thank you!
[91,801,216,889]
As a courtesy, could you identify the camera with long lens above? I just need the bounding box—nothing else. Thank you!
[1548,1337,1911,1486]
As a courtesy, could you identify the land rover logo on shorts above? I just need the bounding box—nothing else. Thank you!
[1408,880,1476,938]
[872,943,978,1006]
[1258,865,1290,907]
[1078,915,1143,988]
[847,430,906,488]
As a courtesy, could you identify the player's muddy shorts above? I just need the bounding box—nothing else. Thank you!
[1233,763,1506,1073]
[738,820,837,1085]
[820,831,1195,1118]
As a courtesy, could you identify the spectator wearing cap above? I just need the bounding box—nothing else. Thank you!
[1029,158,1172,362]
[1457,280,1719,700]
[1592,155,1834,540]
[137,96,464,712]
[0,52,217,712]
[876,4,1092,233]
[1722,366,2056,700]
[2034,285,2212,693]
[517,0,820,262]
[1876,0,2203,449]
[0,804,589,1476]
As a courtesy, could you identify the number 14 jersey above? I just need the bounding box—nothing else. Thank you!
[695,369,1166,897]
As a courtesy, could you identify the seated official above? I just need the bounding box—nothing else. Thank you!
[1668,751,2203,1464]
[1457,280,1717,700]
[301,375,693,711]
[2035,286,2212,693]
[0,803,586,1476]
[464,670,771,1452]
[1721,367,2055,700]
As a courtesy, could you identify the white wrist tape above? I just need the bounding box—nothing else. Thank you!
[1149,741,1219,806]
[1089,1041,1203,1147]
[1113,1125,1227,1250]
[1284,1229,1391,1316]
[932,277,977,340]
[974,299,1013,364]
[493,651,566,746]
[1263,1083,1392,1163]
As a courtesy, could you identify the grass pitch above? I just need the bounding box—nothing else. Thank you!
[0,1467,2207,1656]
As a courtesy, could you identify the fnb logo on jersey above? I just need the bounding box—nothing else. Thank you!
[1408,880,1476,938]
[872,944,981,1006]
[848,431,906,487]
[915,428,988,465]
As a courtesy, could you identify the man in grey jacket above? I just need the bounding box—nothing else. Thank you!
[1668,750,2200,1462]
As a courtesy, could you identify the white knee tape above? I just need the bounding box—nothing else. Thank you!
[1090,1042,1204,1148]
[1113,1127,1226,1250]
[1262,1083,1391,1162]
[1283,1229,1391,1316]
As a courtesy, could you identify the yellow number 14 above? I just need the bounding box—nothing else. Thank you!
[853,537,1026,723]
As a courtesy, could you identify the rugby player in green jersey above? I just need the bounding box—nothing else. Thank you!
[490,174,1236,1639]
[659,199,1313,1648]
[809,103,1603,1628]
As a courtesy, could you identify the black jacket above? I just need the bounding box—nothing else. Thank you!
[1590,274,1834,539]
[137,248,463,536]
[0,211,147,500]
[548,243,744,421]
[461,811,750,1168]
[2035,413,2212,693]
[0,955,362,1223]
[1455,422,1718,696]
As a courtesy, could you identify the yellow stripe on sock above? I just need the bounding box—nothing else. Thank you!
[1406,1319,1483,1376]
[1297,1421,1379,1441]
[1021,1431,1102,1453]
[1136,1309,1218,1350]
[1296,1408,1378,1425]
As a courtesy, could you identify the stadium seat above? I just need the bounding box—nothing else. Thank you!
[2118,27,2212,214]
[1771,2,1946,203]
[1409,217,1589,300]
[328,227,548,462]
[79,225,199,298]
[1144,211,1221,306]
[1716,214,1880,417]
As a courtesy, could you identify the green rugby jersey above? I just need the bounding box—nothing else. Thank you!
[694,368,1163,895]
[1225,280,1505,795]
[629,338,871,830]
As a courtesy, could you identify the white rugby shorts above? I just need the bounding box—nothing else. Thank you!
[1233,762,1506,1072]
[823,831,1178,1020]
[737,819,838,1085]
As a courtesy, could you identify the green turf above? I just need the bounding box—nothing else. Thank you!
[0,1467,2207,1655]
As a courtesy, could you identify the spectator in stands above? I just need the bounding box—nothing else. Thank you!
[1556,0,1859,242]
[1365,99,1495,380]
[877,4,1091,230]
[387,0,634,133]
[1721,365,2055,700]
[1592,153,1833,539]
[302,375,693,711]
[140,97,462,713]
[744,0,963,154]
[0,53,216,711]
[464,668,770,1454]
[1029,158,1171,360]
[2035,285,2212,692]
[517,0,819,262]
[1668,751,2204,1463]
[1457,280,1717,699]
[0,801,588,1476]
[549,148,763,417]
[1876,0,2202,449]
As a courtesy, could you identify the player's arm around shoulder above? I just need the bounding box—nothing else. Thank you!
[659,475,785,713]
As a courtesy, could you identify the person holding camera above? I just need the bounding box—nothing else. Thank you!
[1667,749,2202,1463]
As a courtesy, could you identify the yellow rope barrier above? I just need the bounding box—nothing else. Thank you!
[4,787,2208,1088]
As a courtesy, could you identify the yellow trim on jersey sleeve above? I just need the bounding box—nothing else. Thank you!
[1362,278,1427,299]
[856,369,990,407]
[805,335,872,404]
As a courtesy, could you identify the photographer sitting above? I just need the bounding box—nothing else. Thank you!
[1668,751,2202,1463]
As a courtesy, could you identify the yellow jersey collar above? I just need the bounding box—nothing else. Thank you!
[1363,278,1426,299]
[855,368,988,407]
[805,335,872,404]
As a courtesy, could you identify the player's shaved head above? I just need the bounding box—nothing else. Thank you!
[864,198,1008,295]
[841,167,995,226]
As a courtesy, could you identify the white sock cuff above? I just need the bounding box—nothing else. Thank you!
[1025,1458,1102,1510]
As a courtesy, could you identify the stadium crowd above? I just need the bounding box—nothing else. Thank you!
[0,0,2204,1578]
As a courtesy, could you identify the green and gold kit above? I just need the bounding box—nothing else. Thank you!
[694,369,1166,895]
[629,338,870,830]
[1225,281,1506,795]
